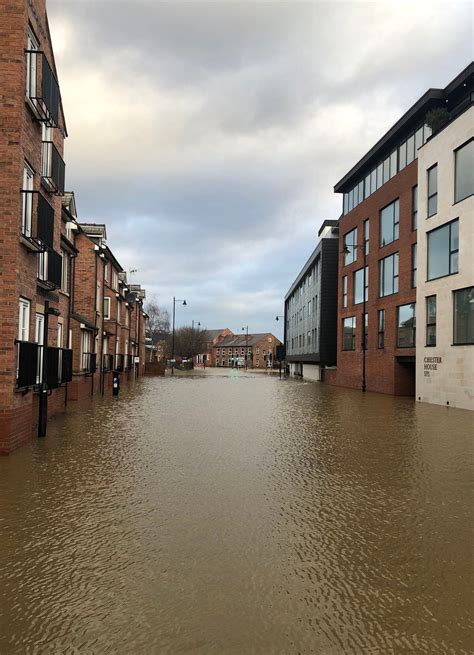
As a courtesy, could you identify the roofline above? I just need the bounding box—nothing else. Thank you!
[334,62,474,193]
[284,241,323,301]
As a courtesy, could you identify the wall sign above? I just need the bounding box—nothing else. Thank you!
[424,356,442,376]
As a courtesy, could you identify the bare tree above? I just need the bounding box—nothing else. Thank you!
[166,326,208,360]
[145,300,170,344]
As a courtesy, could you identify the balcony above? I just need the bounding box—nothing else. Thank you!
[16,341,39,388]
[25,50,60,127]
[20,192,54,252]
[16,343,72,388]
[37,248,62,290]
[81,352,97,374]
[47,347,73,388]
[115,354,124,372]
[41,141,65,195]
[103,354,113,372]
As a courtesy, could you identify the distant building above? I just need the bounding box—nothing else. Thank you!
[284,220,339,380]
[195,328,233,367]
[415,104,473,410]
[214,333,282,368]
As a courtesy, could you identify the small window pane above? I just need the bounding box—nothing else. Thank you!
[370,169,377,192]
[383,157,390,184]
[376,163,383,189]
[415,127,423,153]
[364,174,371,199]
[390,150,397,178]
[399,141,407,169]
[397,303,416,347]
[406,134,415,164]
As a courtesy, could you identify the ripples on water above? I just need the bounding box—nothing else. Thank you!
[0,370,472,654]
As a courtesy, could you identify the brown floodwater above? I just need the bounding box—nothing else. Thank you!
[0,369,472,654]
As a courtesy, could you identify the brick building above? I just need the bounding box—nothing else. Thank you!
[0,0,71,452]
[195,328,233,367]
[328,64,473,396]
[214,333,282,368]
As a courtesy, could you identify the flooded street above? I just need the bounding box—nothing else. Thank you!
[0,370,472,654]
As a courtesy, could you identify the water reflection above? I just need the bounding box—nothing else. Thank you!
[0,370,472,653]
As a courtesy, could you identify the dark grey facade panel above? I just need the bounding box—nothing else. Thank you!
[319,238,339,366]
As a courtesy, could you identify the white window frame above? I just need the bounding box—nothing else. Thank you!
[103,296,111,320]
[37,250,48,281]
[21,163,34,237]
[61,251,69,293]
[18,298,30,341]
[35,313,44,383]
[81,330,91,371]
[26,29,39,99]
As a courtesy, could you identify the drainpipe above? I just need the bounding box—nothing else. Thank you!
[65,246,76,408]
[91,248,98,397]
[100,255,106,396]
[38,300,49,438]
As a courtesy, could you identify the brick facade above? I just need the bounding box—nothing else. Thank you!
[214,333,282,369]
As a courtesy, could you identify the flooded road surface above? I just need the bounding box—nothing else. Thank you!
[0,370,472,654]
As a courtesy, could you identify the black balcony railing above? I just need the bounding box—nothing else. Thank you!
[37,249,62,290]
[20,192,54,251]
[115,354,124,372]
[103,354,113,372]
[128,354,134,370]
[81,352,97,374]
[17,341,39,388]
[25,50,60,127]
[41,141,65,195]
[62,348,73,383]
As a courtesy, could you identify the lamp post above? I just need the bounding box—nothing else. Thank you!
[171,296,187,376]
[241,326,249,370]
[275,315,284,379]
[342,242,367,393]
[192,320,200,367]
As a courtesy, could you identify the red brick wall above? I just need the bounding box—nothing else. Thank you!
[333,161,418,396]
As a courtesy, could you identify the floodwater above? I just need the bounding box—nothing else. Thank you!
[0,370,472,654]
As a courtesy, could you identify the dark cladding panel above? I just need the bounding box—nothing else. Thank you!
[319,238,339,366]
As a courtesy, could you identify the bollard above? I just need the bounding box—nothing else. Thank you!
[112,370,120,396]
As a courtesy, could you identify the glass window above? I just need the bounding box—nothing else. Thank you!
[427,164,438,217]
[412,185,418,230]
[354,184,359,207]
[26,29,39,99]
[343,193,349,215]
[380,199,399,247]
[358,180,364,204]
[427,219,459,280]
[342,276,347,308]
[453,287,474,345]
[353,267,368,304]
[378,309,385,349]
[18,298,31,341]
[348,188,354,212]
[424,124,432,141]
[103,296,111,320]
[415,127,423,153]
[364,174,371,199]
[21,164,34,237]
[342,317,356,351]
[426,296,436,346]
[397,303,416,348]
[379,253,399,297]
[454,139,473,203]
[390,150,398,178]
[364,313,368,350]
[406,134,415,164]
[370,169,377,193]
[383,156,390,184]
[399,141,407,169]
[343,228,357,265]
[376,163,383,189]
[364,218,369,255]
[412,243,417,288]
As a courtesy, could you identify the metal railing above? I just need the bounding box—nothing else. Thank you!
[25,50,60,127]
[81,352,97,374]
[41,141,65,195]
[16,343,72,388]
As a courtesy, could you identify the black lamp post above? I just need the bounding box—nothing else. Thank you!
[342,243,367,393]
[275,316,285,379]
[171,296,187,376]
[241,326,249,370]
[192,319,200,366]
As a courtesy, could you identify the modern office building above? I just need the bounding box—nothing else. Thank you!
[284,220,339,380]
[329,63,473,396]
[415,104,473,410]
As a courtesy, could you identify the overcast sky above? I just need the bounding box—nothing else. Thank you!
[47,1,472,337]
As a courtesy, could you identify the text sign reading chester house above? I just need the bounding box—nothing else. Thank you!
[424,356,442,377]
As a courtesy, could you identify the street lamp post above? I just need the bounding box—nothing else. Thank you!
[342,243,367,393]
[275,315,284,379]
[192,319,200,367]
[171,296,187,376]
[241,326,249,370]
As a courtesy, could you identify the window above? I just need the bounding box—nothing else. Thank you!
[342,276,347,308]
[81,330,91,371]
[61,251,69,293]
[379,253,399,297]
[307,331,311,345]
[125,308,129,327]
[399,140,407,169]
[308,299,311,316]
[412,186,418,230]
[41,124,52,181]
[427,219,459,280]
[103,296,111,320]
[353,266,368,304]
[35,313,44,383]
[364,219,369,255]
[21,164,34,236]
[380,199,399,246]
[117,301,121,323]
[454,139,473,203]
[376,163,383,189]
[104,262,109,283]
[397,303,416,348]
[18,298,30,341]
[406,134,415,164]
[364,313,368,350]
[344,228,357,265]
[453,287,474,345]
[26,29,39,99]
[378,309,385,349]
[426,296,437,346]
[342,317,356,351]
[112,271,118,291]
[412,243,417,288]
[427,165,438,217]
[383,156,390,184]
[37,250,48,281]
[389,150,397,179]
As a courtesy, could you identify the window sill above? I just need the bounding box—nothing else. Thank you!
[426,271,458,283]
[59,289,70,297]
[25,95,40,121]
[19,233,42,253]
[452,342,474,346]
[453,193,473,206]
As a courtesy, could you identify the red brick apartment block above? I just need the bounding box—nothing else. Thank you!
[0,0,69,452]
[329,65,473,396]
[214,333,282,369]
[195,328,233,367]
[0,1,148,452]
